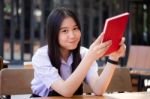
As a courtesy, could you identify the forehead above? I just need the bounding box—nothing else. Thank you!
[60,16,77,28]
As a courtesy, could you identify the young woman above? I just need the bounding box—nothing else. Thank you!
[31,7,126,97]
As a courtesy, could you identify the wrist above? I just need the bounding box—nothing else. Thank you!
[109,56,119,61]
[85,52,95,62]
[107,58,119,65]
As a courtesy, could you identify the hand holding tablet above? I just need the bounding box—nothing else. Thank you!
[102,12,129,56]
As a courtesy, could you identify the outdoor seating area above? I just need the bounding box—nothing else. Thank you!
[0,0,150,99]
[0,67,132,98]
[1,45,150,99]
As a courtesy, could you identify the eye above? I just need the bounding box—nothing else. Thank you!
[73,27,79,31]
[61,29,68,33]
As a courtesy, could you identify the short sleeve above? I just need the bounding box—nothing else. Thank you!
[85,61,98,84]
[32,48,62,89]
[80,46,99,84]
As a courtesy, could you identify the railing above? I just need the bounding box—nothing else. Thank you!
[0,0,130,66]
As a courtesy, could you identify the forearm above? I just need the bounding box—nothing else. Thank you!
[62,53,95,96]
[92,36,126,95]
[93,62,117,95]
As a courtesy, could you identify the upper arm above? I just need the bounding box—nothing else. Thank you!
[32,50,73,97]
[32,51,63,90]
[51,79,70,96]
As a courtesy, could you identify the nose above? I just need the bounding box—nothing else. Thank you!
[68,31,75,38]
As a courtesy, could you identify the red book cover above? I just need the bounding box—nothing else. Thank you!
[102,12,129,56]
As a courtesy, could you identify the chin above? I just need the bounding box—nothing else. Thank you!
[69,46,77,50]
[68,45,78,50]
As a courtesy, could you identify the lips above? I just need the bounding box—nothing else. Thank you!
[69,41,76,43]
[68,40,77,43]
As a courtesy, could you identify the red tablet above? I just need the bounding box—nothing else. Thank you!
[102,12,129,56]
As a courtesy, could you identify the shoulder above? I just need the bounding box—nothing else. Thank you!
[80,46,89,53]
[35,45,48,55]
[32,45,50,67]
[32,45,48,59]
[80,46,89,58]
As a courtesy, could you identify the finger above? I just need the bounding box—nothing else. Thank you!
[93,41,111,51]
[94,33,104,44]
[99,32,105,43]
[100,40,112,49]
[97,43,111,54]
[117,44,126,56]
[119,37,125,45]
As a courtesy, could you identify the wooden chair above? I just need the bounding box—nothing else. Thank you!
[0,56,3,70]
[127,45,150,69]
[83,82,92,94]
[0,68,34,99]
[24,61,33,69]
[0,56,9,71]
[127,45,150,91]
[104,67,132,93]
[83,67,132,94]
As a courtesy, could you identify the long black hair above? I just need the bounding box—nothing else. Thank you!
[46,7,81,75]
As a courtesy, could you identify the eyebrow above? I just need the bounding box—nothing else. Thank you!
[60,25,78,30]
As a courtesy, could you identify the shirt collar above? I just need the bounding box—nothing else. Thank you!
[61,53,73,66]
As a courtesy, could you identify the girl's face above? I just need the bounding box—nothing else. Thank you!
[58,17,81,52]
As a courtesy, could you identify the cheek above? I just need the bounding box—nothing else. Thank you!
[77,32,81,40]
[58,34,66,44]
[58,34,62,45]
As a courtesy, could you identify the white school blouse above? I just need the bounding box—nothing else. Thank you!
[31,45,98,96]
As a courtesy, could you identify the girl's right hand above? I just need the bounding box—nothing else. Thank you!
[88,33,112,60]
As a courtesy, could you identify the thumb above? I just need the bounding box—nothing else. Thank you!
[94,32,104,44]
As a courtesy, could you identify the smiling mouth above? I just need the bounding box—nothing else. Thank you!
[68,40,77,43]
[69,42,75,43]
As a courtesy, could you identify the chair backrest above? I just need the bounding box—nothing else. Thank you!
[127,45,150,69]
[83,82,92,94]
[0,56,3,70]
[83,67,132,93]
[24,61,33,69]
[0,68,34,96]
[103,67,132,92]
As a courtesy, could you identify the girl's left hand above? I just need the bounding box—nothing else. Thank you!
[109,37,126,61]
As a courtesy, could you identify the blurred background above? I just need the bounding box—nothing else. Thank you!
[0,0,150,66]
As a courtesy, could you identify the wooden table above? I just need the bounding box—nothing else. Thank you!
[130,70,150,91]
[30,92,150,99]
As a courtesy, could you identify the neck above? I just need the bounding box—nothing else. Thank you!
[60,49,71,62]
